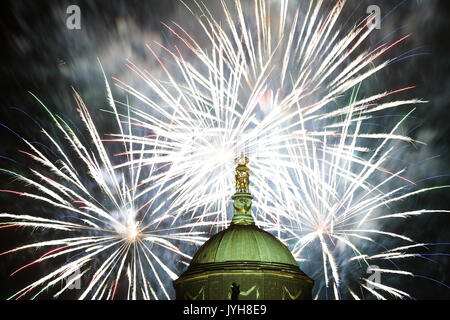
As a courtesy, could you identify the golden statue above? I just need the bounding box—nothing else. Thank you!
[234,154,249,193]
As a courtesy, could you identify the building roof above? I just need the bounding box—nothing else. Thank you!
[190,223,299,267]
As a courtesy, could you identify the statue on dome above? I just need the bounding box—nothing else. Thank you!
[234,153,249,193]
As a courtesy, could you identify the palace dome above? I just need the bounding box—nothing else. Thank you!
[191,224,300,267]
[173,155,313,300]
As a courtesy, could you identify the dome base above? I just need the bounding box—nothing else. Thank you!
[174,264,313,300]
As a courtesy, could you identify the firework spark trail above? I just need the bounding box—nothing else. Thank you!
[109,0,449,299]
[0,79,207,300]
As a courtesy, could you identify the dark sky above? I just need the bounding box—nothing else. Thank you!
[0,0,449,300]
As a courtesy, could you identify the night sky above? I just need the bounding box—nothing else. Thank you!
[0,0,450,300]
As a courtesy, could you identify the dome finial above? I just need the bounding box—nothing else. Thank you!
[234,153,250,193]
[232,153,254,225]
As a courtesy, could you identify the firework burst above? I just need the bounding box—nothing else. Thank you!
[0,75,206,300]
[259,90,450,299]
[114,0,424,224]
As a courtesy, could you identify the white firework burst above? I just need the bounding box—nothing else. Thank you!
[0,76,206,300]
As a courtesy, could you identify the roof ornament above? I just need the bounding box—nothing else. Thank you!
[234,153,250,193]
[232,153,254,225]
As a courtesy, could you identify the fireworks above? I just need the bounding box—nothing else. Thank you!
[261,104,450,299]
[114,0,448,299]
[0,0,448,300]
[0,82,206,300]
[114,0,421,226]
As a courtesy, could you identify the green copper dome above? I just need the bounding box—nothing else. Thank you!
[191,224,299,267]
[173,155,313,300]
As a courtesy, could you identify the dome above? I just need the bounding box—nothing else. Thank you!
[173,155,313,300]
[191,224,299,267]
